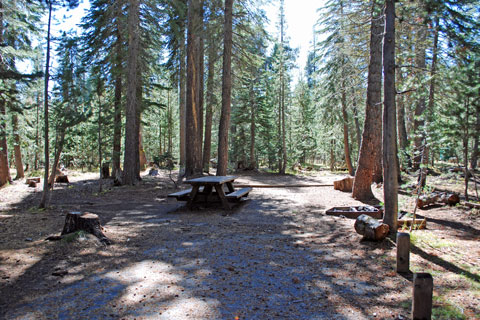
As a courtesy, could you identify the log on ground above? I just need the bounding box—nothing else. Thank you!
[333,176,354,192]
[417,192,460,208]
[55,175,69,183]
[354,214,389,241]
[61,212,111,244]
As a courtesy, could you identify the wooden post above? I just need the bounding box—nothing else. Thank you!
[396,232,410,273]
[412,273,433,320]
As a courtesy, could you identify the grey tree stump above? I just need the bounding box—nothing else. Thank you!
[354,214,390,240]
[61,212,111,245]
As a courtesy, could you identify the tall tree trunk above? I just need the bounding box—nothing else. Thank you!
[186,0,204,177]
[341,85,354,175]
[167,90,173,155]
[412,16,427,171]
[39,1,53,208]
[216,0,233,176]
[12,113,24,179]
[178,19,187,179]
[112,0,123,178]
[249,82,256,170]
[382,0,398,233]
[0,99,10,187]
[34,92,41,171]
[278,0,287,174]
[352,0,383,200]
[202,36,215,173]
[98,90,103,192]
[352,93,361,151]
[123,0,140,185]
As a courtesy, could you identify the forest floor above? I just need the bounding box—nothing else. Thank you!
[0,167,479,319]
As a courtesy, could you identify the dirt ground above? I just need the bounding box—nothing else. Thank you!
[0,169,479,319]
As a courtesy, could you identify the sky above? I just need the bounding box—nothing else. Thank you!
[52,0,324,84]
[265,0,324,83]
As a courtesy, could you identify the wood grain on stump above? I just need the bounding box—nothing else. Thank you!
[61,212,111,244]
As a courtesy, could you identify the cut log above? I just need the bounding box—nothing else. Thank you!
[26,177,40,184]
[61,212,111,244]
[55,175,69,183]
[417,192,460,208]
[28,181,37,188]
[333,176,354,192]
[354,214,390,241]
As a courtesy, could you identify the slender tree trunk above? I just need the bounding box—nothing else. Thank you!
[202,37,215,172]
[412,17,427,171]
[249,82,256,170]
[0,99,10,187]
[167,90,173,155]
[12,113,24,179]
[123,0,140,185]
[217,0,233,176]
[341,86,354,175]
[330,139,335,171]
[48,129,65,186]
[352,93,361,151]
[382,0,398,233]
[178,19,187,179]
[112,1,123,178]
[352,0,383,200]
[464,99,470,202]
[98,91,103,192]
[40,1,52,208]
[34,92,40,170]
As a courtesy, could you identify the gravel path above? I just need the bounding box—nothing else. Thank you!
[0,172,424,319]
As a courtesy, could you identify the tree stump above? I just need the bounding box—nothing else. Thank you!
[101,163,110,179]
[56,175,69,183]
[61,212,111,244]
[333,176,354,192]
[26,177,40,184]
[354,214,390,241]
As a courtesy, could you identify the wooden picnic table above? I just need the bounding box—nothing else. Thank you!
[168,176,252,210]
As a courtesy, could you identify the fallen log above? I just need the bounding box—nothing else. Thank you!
[354,214,390,241]
[333,176,354,192]
[465,202,480,209]
[61,212,111,244]
[417,192,460,208]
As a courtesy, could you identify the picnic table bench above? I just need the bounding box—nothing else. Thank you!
[168,176,251,210]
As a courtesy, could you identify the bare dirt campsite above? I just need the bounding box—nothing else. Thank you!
[0,168,479,320]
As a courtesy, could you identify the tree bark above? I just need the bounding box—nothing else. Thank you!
[39,1,52,208]
[249,82,256,170]
[412,16,428,171]
[202,35,215,173]
[352,0,383,200]
[12,113,24,179]
[382,0,398,233]
[178,17,187,179]
[122,0,140,185]
[48,129,65,186]
[216,0,233,176]
[112,0,123,178]
[341,86,354,176]
[186,0,204,177]
[354,214,389,241]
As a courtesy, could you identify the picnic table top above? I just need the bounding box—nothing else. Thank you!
[185,175,237,185]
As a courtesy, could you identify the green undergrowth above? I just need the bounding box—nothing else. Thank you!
[62,230,88,243]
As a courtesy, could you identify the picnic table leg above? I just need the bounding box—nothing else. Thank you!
[214,184,232,210]
[187,185,200,209]
[225,182,235,193]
